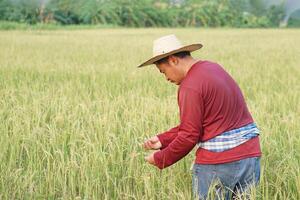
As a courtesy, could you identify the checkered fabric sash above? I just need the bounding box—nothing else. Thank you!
[197,123,259,152]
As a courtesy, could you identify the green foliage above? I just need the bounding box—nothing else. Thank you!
[288,18,300,27]
[0,0,293,27]
[266,4,285,27]
[288,9,300,27]
[249,0,266,16]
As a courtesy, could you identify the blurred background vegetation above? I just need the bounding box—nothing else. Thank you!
[0,0,299,29]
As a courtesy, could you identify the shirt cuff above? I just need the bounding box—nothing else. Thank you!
[153,150,165,169]
[157,134,168,150]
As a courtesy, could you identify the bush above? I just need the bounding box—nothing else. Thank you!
[0,0,295,28]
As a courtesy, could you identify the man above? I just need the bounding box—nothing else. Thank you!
[138,34,261,199]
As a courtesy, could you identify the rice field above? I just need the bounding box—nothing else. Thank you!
[0,28,299,199]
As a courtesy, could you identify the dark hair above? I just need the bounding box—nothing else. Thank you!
[155,51,191,65]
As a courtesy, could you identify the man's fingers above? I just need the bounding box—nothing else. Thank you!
[143,140,152,150]
[143,141,148,149]
[145,141,150,149]
[143,136,161,150]
[150,136,159,143]
[144,152,157,165]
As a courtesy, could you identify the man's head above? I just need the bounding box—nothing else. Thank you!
[154,51,192,85]
[138,34,203,84]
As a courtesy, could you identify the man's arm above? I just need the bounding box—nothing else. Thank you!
[153,87,204,169]
[156,126,179,150]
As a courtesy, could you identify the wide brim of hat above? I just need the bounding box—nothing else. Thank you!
[137,43,203,68]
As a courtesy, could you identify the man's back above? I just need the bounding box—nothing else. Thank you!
[180,60,254,141]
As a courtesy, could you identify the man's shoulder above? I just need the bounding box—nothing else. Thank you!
[194,60,222,70]
[193,60,229,79]
[180,60,230,92]
[183,60,223,82]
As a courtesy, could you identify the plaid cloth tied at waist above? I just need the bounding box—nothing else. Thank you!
[197,123,259,152]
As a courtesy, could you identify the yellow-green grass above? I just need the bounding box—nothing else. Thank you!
[0,28,299,199]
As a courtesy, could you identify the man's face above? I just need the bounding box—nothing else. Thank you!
[155,57,184,85]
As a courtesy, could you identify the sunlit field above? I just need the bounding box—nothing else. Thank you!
[0,28,299,199]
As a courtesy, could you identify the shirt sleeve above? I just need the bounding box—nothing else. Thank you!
[153,87,204,169]
[157,126,179,150]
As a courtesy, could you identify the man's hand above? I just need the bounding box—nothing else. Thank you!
[144,151,157,166]
[143,136,162,150]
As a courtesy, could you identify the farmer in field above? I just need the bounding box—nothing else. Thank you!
[139,35,261,199]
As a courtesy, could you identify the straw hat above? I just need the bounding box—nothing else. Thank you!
[138,34,202,68]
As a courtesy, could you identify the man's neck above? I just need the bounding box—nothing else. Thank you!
[182,57,200,76]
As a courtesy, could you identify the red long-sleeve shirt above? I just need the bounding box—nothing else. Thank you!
[153,60,261,169]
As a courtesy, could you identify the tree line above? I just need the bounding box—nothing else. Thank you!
[0,0,288,28]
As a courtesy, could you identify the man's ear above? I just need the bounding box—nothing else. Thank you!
[168,55,178,66]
